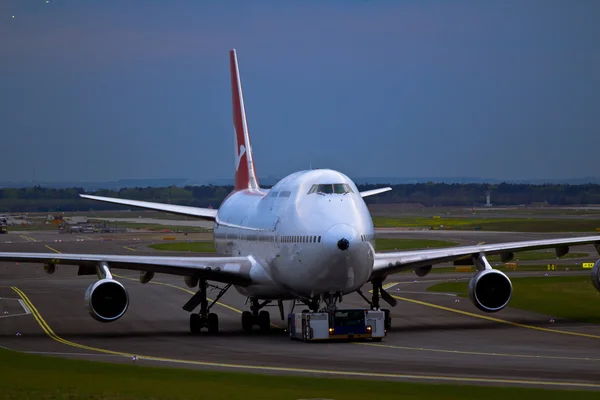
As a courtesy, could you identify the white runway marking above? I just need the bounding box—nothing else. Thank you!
[391,278,470,285]
[0,297,31,318]
[391,291,457,297]
[18,299,31,314]
[0,312,29,319]
[24,350,127,358]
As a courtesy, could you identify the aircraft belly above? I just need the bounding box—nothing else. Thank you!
[234,284,295,299]
[269,245,372,298]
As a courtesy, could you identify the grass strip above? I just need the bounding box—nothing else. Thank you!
[0,348,598,399]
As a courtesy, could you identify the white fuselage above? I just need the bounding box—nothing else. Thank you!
[213,169,375,300]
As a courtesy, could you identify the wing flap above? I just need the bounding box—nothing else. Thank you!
[80,194,218,221]
[371,236,600,280]
[0,252,253,285]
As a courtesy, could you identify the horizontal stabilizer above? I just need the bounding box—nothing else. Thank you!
[79,194,218,221]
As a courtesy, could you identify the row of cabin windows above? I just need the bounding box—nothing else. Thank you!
[216,232,322,244]
[281,235,321,243]
[270,190,291,197]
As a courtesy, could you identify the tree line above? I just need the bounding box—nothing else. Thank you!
[1,183,600,212]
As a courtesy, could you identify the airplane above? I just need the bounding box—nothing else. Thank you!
[1,49,600,335]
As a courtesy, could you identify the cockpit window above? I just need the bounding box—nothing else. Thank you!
[334,184,350,194]
[307,184,353,195]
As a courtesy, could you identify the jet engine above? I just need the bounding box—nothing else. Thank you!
[84,279,129,322]
[43,264,56,274]
[468,269,512,313]
[591,260,600,293]
[413,265,432,277]
[185,276,199,288]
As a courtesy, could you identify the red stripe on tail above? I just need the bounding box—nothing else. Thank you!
[230,49,259,191]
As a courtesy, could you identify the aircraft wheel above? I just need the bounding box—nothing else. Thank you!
[190,314,201,334]
[372,337,383,342]
[207,313,219,334]
[258,310,270,332]
[242,311,253,332]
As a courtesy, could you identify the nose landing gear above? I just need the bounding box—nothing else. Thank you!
[320,292,342,312]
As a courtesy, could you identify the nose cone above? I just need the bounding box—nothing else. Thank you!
[309,223,372,293]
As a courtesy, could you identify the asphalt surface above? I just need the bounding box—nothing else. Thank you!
[1,230,600,390]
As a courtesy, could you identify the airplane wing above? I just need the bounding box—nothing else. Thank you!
[80,194,218,221]
[0,252,254,286]
[371,236,600,280]
[360,187,392,198]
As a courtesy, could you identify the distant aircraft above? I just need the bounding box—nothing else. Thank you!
[2,50,599,334]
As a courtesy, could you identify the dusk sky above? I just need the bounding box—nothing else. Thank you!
[2,0,599,183]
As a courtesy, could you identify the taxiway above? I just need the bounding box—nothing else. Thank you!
[1,230,600,389]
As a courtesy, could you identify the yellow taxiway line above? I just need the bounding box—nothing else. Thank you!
[20,235,37,243]
[9,285,600,389]
[44,245,62,254]
[122,246,136,252]
[114,273,245,316]
[382,282,600,340]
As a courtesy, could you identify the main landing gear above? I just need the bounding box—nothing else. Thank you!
[183,279,231,334]
[182,279,276,335]
[356,278,394,331]
[242,298,271,333]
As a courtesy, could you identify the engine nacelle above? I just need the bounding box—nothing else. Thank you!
[591,260,600,293]
[500,252,514,263]
[413,265,432,277]
[139,271,154,284]
[184,276,199,288]
[43,264,56,274]
[84,279,129,322]
[468,269,512,313]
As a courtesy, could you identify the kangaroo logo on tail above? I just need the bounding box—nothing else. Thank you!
[235,144,246,172]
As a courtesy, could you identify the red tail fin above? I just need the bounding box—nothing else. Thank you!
[230,49,259,191]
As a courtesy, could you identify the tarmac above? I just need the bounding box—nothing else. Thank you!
[1,230,600,390]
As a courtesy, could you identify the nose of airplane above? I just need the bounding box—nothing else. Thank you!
[312,223,372,293]
[323,223,358,253]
